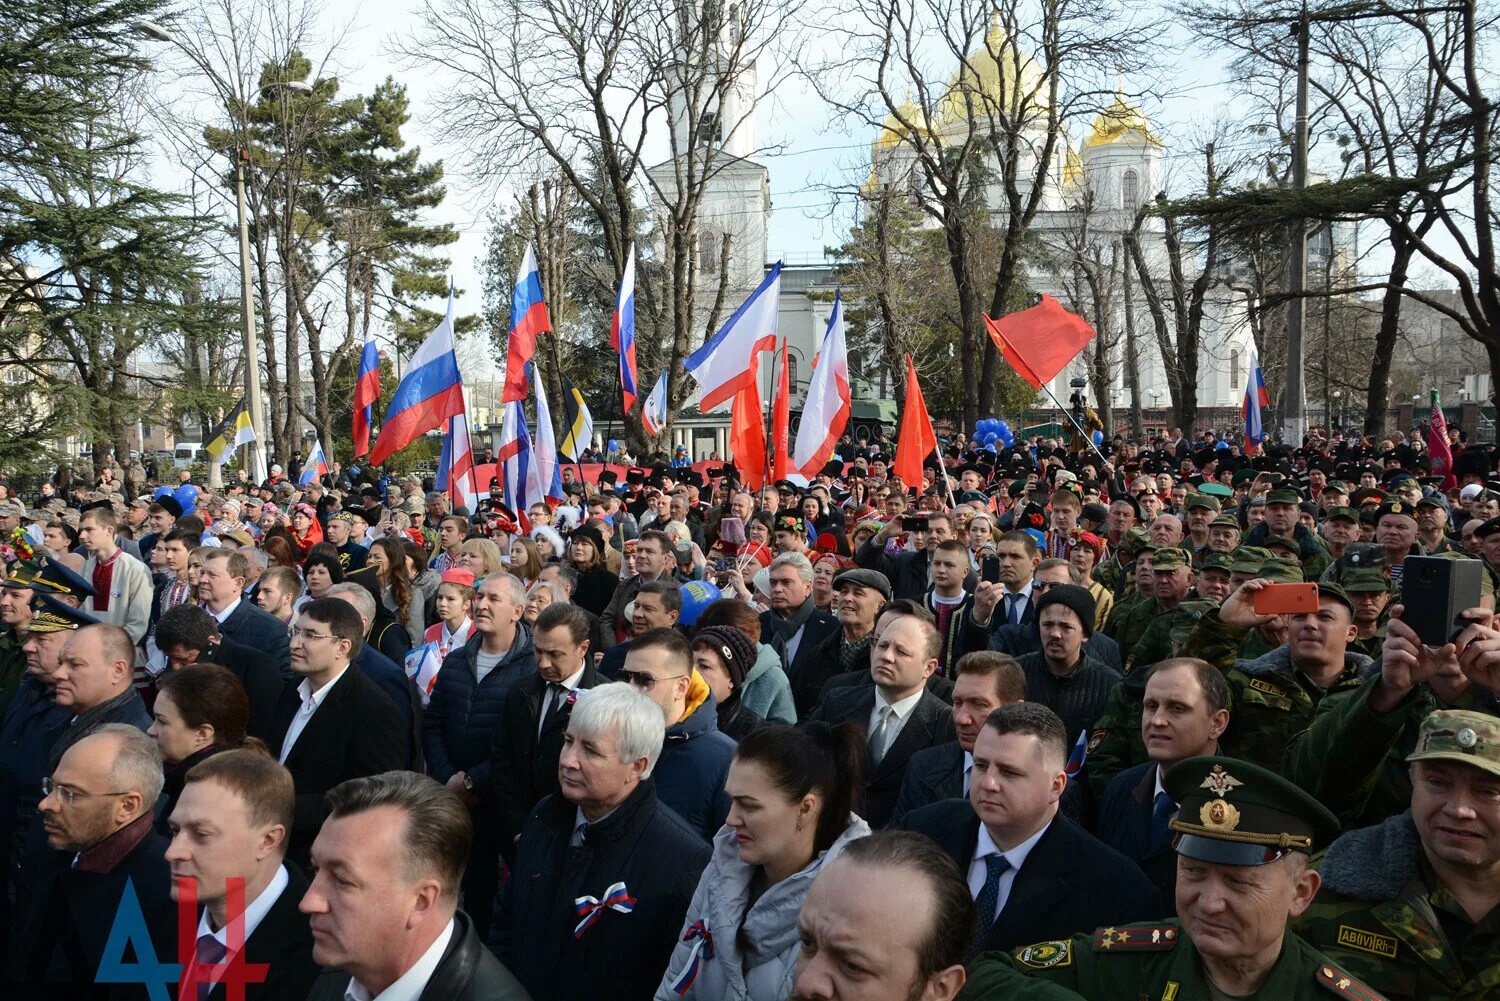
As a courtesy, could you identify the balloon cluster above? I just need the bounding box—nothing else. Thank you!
[154,483,197,517]
[972,418,1015,452]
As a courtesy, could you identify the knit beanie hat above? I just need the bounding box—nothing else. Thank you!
[1035,583,1097,636]
[569,524,607,557]
[694,625,757,690]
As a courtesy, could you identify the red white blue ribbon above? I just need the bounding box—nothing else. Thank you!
[573,881,636,938]
[670,920,714,995]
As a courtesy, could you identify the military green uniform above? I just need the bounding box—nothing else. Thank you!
[1085,674,1148,801]
[965,756,1384,1001]
[1293,712,1500,1001]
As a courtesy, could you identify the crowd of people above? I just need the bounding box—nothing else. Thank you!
[0,419,1496,1000]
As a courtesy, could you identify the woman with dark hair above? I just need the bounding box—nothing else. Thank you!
[148,663,260,835]
[653,723,869,1000]
[261,530,300,571]
[370,536,422,645]
[402,538,440,626]
[565,523,617,617]
[301,551,344,605]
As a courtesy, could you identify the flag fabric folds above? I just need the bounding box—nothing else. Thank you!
[498,399,545,528]
[684,262,781,413]
[612,246,639,414]
[436,390,480,516]
[353,330,380,458]
[503,244,551,404]
[532,365,565,505]
[299,439,328,486]
[202,399,256,465]
[771,342,791,482]
[893,354,937,490]
[1429,389,1455,490]
[984,294,1097,390]
[792,291,851,479]
[1242,347,1269,455]
[642,372,668,436]
[559,375,594,461]
[369,284,464,466]
[729,379,767,490]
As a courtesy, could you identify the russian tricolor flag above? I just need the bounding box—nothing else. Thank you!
[503,244,551,405]
[792,291,851,479]
[499,397,545,529]
[436,393,480,514]
[1242,346,1269,455]
[684,262,781,413]
[353,329,380,458]
[642,372,668,436]
[299,438,328,486]
[369,283,463,466]
[613,245,639,413]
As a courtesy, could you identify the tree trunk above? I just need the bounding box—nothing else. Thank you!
[1365,234,1412,436]
[1122,241,1144,437]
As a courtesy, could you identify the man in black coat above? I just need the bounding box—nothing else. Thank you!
[154,604,284,742]
[807,611,956,827]
[491,602,603,868]
[899,702,1164,959]
[164,748,318,1001]
[324,584,424,770]
[494,683,710,1001]
[8,726,173,992]
[758,553,840,717]
[199,549,292,679]
[302,772,530,1001]
[1016,584,1121,750]
[266,598,405,868]
[1096,658,1231,899]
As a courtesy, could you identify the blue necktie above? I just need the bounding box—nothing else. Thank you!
[195,932,226,1001]
[1152,791,1177,848]
[969,853,1013,954]
[1006,594,1022,625]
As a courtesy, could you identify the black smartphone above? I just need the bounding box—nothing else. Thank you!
[902,515,930,532]
[1401,556,1483,646]
[981,556,1002,584]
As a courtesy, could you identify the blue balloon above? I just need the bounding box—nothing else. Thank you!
[172,483,197,516]
[1092,430,1104,445]
[677,580,723,627]
[1216,440,1229,450]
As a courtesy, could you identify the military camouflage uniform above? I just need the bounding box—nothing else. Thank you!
[1109,598,1171,671]
[1085,673,1147,801]
[961,921,1386,1001]
[1243,520,1333,581]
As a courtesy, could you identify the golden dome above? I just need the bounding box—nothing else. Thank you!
[1085,93,1162,147]
[1062,143,1084,186]
[875,99,930,149]
[937,18,1049,126]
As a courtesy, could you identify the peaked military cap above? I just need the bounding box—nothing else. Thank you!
[1166,756,1340,865]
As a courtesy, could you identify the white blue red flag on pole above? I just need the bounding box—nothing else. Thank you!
[369,282,462,466]
[532,364,565,505]
[612,245,639,413]
[353,330,380,458]
[1242,346,1269,455]
[503,244,550,405]
[684,262,781,413]
[436,388,480,515]
[1064,728,1089,779]
[792,291,851,479]
[299,439,328,486]
[642,372,668,436]
[498,398,545,528]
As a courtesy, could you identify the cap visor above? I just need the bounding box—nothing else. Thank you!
[1174,833,1291,867]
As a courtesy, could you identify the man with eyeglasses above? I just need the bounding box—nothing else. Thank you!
[618,627,734,839]
[9,725,171,989]
[268,597,404,867]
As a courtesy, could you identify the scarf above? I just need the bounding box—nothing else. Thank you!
[766,596,815,645]
[840,631,874,671]
[49,687,142,770]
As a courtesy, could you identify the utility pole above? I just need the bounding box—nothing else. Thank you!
[1284,9,1310,448]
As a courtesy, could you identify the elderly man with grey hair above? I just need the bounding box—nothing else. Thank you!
[495,682,711,1001]
[8,724,172,988]
[759,551,842,717]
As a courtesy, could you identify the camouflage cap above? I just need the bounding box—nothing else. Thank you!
[1266,487,1301,506]
[1228,545,1275,575]
[1324,480,1353,495]
[1263,535,1300,554]
[1152,547,1191,572]
[1185,494,1221,513]
[1324,506,1360,523]
[1318,581,1355,615]
[0,499,25,519]
[1407,710,1500,779]
[1170,599,1219,646]
[1209,514,1241,530]
[1259,557,1306,584]
[1167,756,1341,864]
[1341,567,1390,593]
[1198,551,1234,574]
[1119,527,1150,553]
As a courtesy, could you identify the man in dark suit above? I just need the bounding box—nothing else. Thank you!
[491,601,603,867]
[900,702,1164,959]
[302,772,530,1001]
[267,597,405,867]
[807,610,955,827]
[972,557,1123,671]
[759,553,840,717]
[164,748,318,1001]
[155,604,284,742]
[1097,658,1231,898]
[325,583,424,770]
[958,530,1041,659]
[199,549,292,679]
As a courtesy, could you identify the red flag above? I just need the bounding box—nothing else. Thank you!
[893,354,937,491]
[1429,390,1455,490]
[985,294,1097,389]
[771,343,791,481]
[730,379,767,490]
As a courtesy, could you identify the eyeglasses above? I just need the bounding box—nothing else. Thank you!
[617,670,687,692]
[41,777,127,806]
[290,627,334,642]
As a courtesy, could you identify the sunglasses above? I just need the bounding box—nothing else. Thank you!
[617,670,686,692]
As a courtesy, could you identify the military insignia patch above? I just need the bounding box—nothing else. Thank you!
[1247,678,1287,698]
[1316,962,1384,1000]
[1091,923,1179,952]
[1087,730,1105,754]
[1199,764,1243,796]
[1161,983,1179,1001]
[1017,941,1072,969]
[1335,926,1398,959]
[1199,797,1241,831]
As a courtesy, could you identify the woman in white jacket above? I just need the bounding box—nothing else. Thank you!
[654,722,871,1001]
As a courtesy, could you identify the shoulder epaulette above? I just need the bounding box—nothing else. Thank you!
[1316,962,1384,1001]
[1091,923,1181,952]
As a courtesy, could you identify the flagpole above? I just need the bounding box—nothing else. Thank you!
[1039,381,1111,466]
[764,337,783,489]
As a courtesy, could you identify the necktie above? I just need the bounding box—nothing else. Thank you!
[1007,593,1022,625]
[969,853,1013,953]
[540,683,567,735]
[1151,791,1177,848]
[869,706,895,764]
[194,932,227,1001]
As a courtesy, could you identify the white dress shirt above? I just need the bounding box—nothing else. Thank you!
[278,666,349,763]
[344,917,455,1001]
[212,596,242,625]
[1000,579,1035,625]
[192,864,289,990]
[967,819,1053,923]
[868,687,924,757]
[962,750,974,796]
[539,665,587,737]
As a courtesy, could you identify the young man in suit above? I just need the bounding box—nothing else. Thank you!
[807,610,955,827]
[198,550,291,679]
[959,530,1041,655]
[269,597,405,867]
[165,748,318,1001]
[900,702,1164,959]
[491,601,602,867]
[1096,658,1230,898]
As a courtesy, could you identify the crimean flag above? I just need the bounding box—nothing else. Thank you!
[684,262,781,413]
[1429,389,1455,490]
[892,354,937,490]
[559,375,595,462]
[1242,347,1269,455]
[202,398,256,466]
[984,294,1097,389]
[792,291,851,479]
[771,343,791,482]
